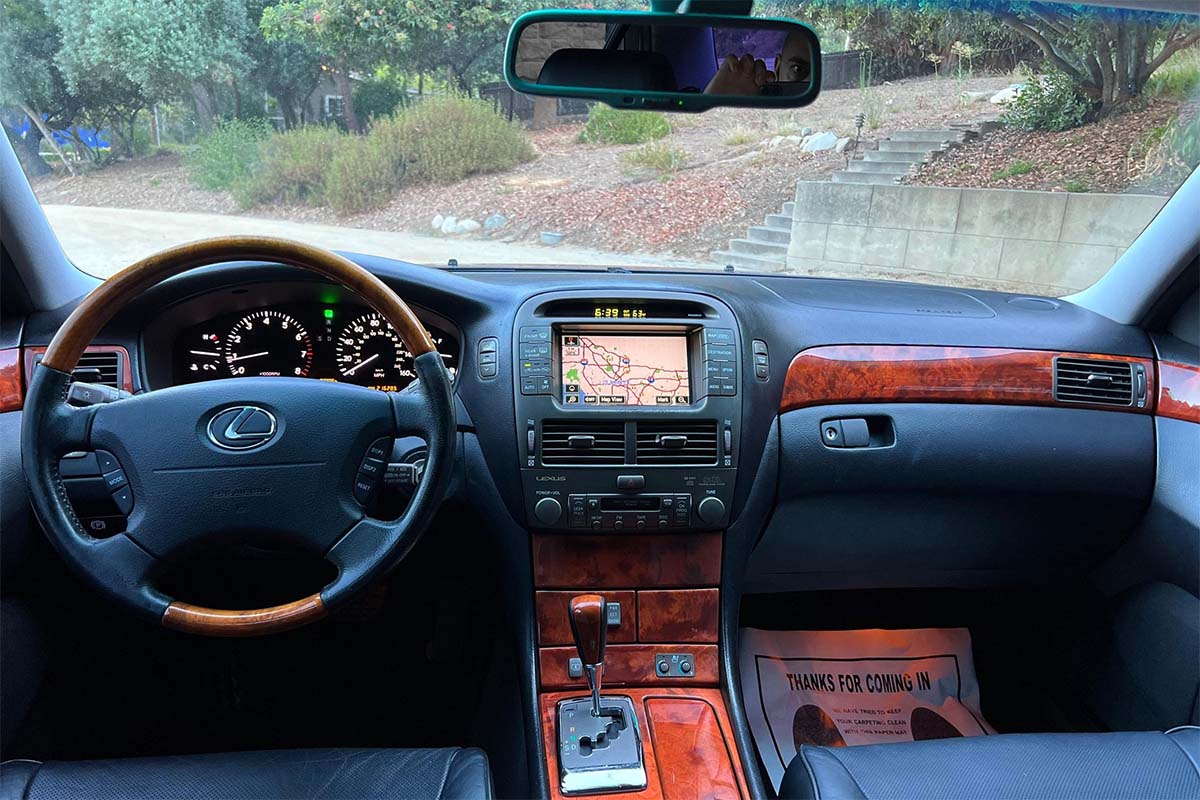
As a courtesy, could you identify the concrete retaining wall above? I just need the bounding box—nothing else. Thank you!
[786,182,1167,295]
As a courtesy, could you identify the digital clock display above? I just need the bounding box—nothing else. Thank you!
[592,306,648,319]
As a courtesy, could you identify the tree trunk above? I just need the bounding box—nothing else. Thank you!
[192,80,217,131]
[3,121,53,177]
[276,91,297,130]
[333,61,360,133]
[18,104,73,176]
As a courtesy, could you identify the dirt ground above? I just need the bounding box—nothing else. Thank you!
[33,75,1015,261]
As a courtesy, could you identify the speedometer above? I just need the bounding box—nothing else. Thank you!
[224,310,313,377]
[335,311,415,390]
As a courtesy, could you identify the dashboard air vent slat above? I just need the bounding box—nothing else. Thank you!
[635,420,718,466]
[73,351,122,389]
[1054,358,1133,407]
[541,420,625,465]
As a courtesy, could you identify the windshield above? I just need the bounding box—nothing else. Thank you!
[3,0,1197,296]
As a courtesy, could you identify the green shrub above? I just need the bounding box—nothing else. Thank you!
[722,126,759,146]
[1063,179,1090,192]
[620,143,688,174]
[388,95,535,184]
[324,126,407,214]
[233,126,341,208]
[1145,47,1200,101]
[992,159,1037,179]
[578,106,670,145]
[186,119,270,191]
[354,77,409,123]
[1002,72,1089,132]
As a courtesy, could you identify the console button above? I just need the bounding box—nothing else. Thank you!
[520,326,550,343]
[706,361,736,380]
[697,496,726,525]
[752,339,768,355]
[519,359,550,376]
[520,342,550,359]
[534,497,563,525]
[478,338,498,353]
[703,344,736,361]
[479,363,498,378]
[615,475,645,491]
[703,328,735,345]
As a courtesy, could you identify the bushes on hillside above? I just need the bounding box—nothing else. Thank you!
[190,96,535,214]
[185,119,270,190]
[578,106,670,145]
[1002,72,1089,132]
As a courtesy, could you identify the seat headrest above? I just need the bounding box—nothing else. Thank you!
[537,49,678,92]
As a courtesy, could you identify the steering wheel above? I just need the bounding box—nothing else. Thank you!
[21,237,455,636]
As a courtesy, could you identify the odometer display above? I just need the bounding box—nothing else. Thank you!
[224,310,313,377]
[336,311,414,390]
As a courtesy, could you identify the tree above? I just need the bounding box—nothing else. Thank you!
[44,0,255,131]
[993,3,1200,114]
[0,0,74,174]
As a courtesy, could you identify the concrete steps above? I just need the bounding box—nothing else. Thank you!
[863,149,928,163]
[710,249,788,270]
[727,238,789,257]
[888,129,970,143]
[847,159,914,174]
[878,139,945,153]
[747,225,791,244]
[832,171,901,185]
[765,213,793,228]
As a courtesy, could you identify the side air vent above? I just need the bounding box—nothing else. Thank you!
[636,420,718,466]
[74,351,122,388]
[1054,357,1134,406]
[541,420,625,465]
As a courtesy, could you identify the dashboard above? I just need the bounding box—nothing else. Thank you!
[141,282,460,393]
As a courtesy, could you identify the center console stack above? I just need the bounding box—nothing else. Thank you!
[513,291,744,532]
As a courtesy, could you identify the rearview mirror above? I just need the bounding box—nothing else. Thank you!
[504,10,822,112]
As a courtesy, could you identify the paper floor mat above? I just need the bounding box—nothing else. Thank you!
[739,627,995,792]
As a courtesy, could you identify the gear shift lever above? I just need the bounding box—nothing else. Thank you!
[569,594,606,717]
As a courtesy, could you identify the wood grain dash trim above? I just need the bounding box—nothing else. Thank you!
[0,348,22,412]
[162,594,325,637]
[781,345,1155,415]
[23,345,135,393]
[1158,360,1200,423]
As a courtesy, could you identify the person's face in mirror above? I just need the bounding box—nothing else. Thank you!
[775,31,811,84]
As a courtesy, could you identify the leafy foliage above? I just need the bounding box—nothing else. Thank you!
[186,118,270,190]
[620,143,688,175]
[579,107,670,145]
[991,159,1037,179]
[353,74,409,123]
[388,95,535,184]
[234,125,342,207]
[1002,72,1089,132]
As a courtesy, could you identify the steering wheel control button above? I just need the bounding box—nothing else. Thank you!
[207,405,278,451]
[111,486,134,515]
[59,452,101,477]
[82,516,126,537]
[353,476,377,504]
[358,457,385,479]
[366,438,391,461]
[101,468,128,491]
[96,450,120,473]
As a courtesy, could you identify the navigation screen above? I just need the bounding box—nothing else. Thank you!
[560,334,690,406]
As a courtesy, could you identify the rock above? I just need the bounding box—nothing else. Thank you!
[540,231,566,246]
[431,214,444,230]
[800,126,813,136]
[990,84,1025,105]
[768,135,803,149]
[483,213,507,231]
[440,215,457,235]
[801,131,838,152]
[835,137,851,154]
[454,218,481,234]
[960,90,991,104]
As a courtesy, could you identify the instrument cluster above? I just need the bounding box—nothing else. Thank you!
[173,303,458,391]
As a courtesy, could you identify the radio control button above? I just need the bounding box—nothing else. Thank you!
[616,475,645,491]
[534,497,563,525]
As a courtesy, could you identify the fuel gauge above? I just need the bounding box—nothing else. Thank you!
[184,332,223,378]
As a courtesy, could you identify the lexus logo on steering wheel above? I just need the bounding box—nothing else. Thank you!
[207,406,279,451]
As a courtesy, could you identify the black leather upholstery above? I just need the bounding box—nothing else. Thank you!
[0,747,492,800]
[780,727,1200,800]
[537,49,677,92]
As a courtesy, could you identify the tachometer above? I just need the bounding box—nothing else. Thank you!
[224,310,312,377]
[335,311,415,390]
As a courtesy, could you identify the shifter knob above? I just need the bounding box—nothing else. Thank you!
[569,594,607,717]
[569,594,607,666]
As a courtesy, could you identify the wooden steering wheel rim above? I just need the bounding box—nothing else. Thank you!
[41,236,437,637]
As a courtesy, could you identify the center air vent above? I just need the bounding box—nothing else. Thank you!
[636,420,718,466]
[541,420,625,465]
[1054,357,1134,407]
[74,351,122,388]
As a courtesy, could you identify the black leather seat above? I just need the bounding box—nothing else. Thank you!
[781,727,1200,800]
[0,747,492,800]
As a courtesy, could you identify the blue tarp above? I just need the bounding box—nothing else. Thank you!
[5,111,110,149]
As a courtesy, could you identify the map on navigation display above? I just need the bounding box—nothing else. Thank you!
[560,334,690,406]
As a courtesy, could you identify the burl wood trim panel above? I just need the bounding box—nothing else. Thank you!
[540,644,718,689]
[23,345,135,393]
[0,348,22,413]
[1158,361,1200,424]
[538,590,637,646]
[638,589,719,643]
[40,236,435,375]
[781,345,1155,415]
[161,594,326,637]
[533,533,722,589]
[540,688,748,800]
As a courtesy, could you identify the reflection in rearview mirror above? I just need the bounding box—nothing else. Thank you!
[505,12,821,112]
